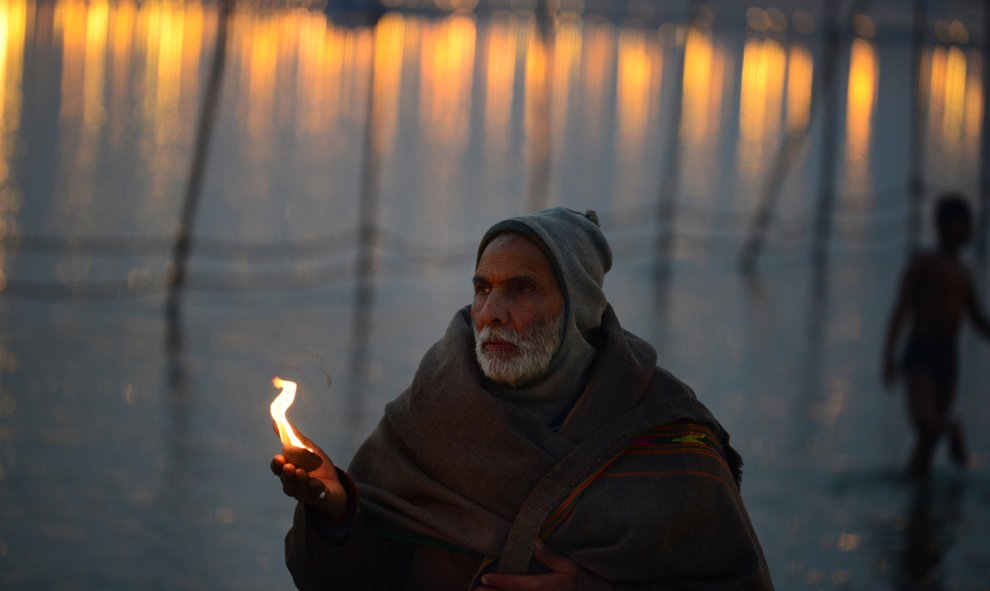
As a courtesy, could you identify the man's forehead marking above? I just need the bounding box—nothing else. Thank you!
[472,273,539,285]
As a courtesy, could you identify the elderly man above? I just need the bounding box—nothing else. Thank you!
[272,208,773,590]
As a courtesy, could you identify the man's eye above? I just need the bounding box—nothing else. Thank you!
[475,285,491,295]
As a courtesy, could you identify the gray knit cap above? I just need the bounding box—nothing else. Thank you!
[476,207,613,334]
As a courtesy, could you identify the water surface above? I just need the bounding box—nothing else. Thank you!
[1,1,989,589]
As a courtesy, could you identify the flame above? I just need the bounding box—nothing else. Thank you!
[270,377,311,450]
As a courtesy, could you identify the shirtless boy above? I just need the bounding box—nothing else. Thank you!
[883,194,990,477]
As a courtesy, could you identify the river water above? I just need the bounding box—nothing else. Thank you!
[1,0,989,589]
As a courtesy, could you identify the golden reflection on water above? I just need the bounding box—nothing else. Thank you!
[55,0,95,223]
[523,15,548,206]
[940,46,967,144]
[482,13,518,164]
[7,1,988,252]
[144,2,205,203]
[681,25,725,204]
[925,42,984,182]
[0,0,25,293]
[550,17,581,162]
[82,0,108,134]
[613,26,660,208]
[372,14,405,154]
[737,35,786,182]
[579,22,614,159]
[242,11,279,140]
[843,36,878,209]
[422,14,475,219]
[682,26,721,142]
[785,43,812,133]
[108,1,136,151]
[615,27,656,150]
[421,14,474,148]
[296,12,332,135]
[963,51,983,159]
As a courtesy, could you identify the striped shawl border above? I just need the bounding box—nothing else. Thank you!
[539,423,735,538]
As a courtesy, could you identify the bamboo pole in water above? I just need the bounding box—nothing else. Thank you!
[653,3,693,284]
[349,14,383,437]
[526,16,554,212]
[166,0,235,343]
[740,2,845,273]
[810,1,841,269]
[741,2,883,273]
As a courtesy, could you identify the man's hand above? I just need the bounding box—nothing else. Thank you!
[477,540,578,591]
[269,430,349,522]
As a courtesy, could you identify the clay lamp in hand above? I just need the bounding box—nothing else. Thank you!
[270,377,323,472]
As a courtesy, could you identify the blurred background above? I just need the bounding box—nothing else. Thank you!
[1,0,989,588]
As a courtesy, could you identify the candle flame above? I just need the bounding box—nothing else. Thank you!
[270,377,311,450]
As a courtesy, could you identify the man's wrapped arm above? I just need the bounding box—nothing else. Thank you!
[284,469,364,590]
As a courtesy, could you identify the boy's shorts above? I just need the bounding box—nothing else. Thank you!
[902,338,958,391]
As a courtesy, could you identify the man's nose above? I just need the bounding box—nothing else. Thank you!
[476,292,510,327]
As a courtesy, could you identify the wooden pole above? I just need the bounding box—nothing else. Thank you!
[526,16,554,212]
[653,5,692,284]
[166,0,234,344]
[348,18,382,435]
[811,0,841,268]
[741,3,840,273]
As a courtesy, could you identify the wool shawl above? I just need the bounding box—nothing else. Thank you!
[348,305,770,586]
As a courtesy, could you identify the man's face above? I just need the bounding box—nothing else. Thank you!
[471,234,565,386]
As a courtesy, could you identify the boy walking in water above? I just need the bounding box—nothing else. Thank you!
[883,194,990,477]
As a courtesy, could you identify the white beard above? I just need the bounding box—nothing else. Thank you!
[474,312,564,387]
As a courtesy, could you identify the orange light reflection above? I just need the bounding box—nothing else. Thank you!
[524,18,549,160]
[139,1,205,204]
[737,36,786,180]
[56,0,87,122]
[942,46,967,142]
[580,22,615,152]
[244,14,279,140]
[83,0,108,133]
[55,0,97,220]
[613,26,660,208]
[963,51,983,157]
[786,44,812,132]
[926,43,982,176]
[0,0,26,293]
[681,25,726,213]
[372,14,405,160]
[296,13,335,135]
[482,14,518,162]
[418,15,476,222]
[927,45,947,139]
[844,37,878,206]
[615,28,656,150]
[420,15,475,148]
[682,26,721,141]
[109,1,136,150]
[551,17,582,157]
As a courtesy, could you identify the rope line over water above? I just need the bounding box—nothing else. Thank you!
[0,197,923,301]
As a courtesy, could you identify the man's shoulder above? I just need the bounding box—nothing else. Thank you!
[612,420,742,490]
[633,363,702,416]
[649,364,696,396]
[627,422,727,458]
[634,368,744,486]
